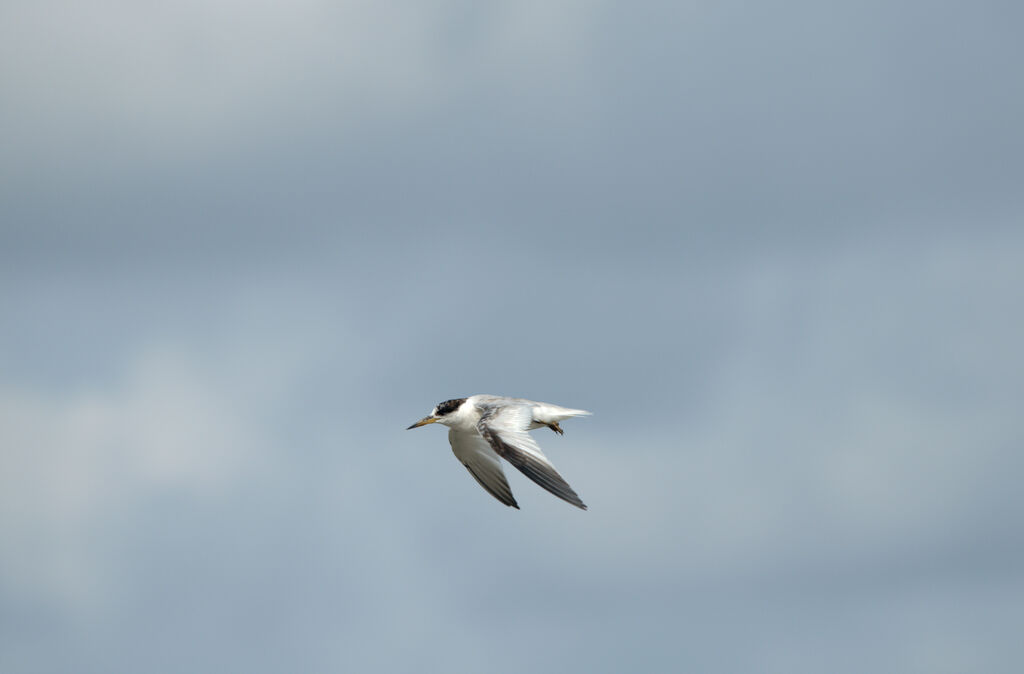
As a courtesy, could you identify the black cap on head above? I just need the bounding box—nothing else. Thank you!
[435,398,467,416]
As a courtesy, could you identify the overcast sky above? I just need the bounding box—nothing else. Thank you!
[2,2,1023,672]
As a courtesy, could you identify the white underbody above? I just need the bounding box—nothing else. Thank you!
[435,394,591,432]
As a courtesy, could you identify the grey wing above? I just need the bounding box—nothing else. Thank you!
[477,404,587,510]
[448,429,519,509]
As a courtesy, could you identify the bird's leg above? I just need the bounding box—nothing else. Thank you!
[545,422,564,435]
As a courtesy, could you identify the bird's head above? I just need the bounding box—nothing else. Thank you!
[406,398,467,429]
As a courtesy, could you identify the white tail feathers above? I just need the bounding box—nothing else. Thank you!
[533,404,591,424]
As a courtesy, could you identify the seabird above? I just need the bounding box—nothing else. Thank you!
[407,395,590,510]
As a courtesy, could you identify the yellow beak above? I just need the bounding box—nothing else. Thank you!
[406,416,437,430]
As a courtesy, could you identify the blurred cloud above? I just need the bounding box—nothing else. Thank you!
[2,1,1023,672]
[0,0,597,169]
[0,346,269,611]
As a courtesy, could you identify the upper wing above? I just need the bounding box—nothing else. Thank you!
[477,404,587,510]
[449,428,519,509]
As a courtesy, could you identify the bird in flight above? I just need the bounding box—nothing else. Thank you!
[407,395,590,510]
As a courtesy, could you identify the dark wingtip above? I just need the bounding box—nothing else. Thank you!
[481,427,588,511]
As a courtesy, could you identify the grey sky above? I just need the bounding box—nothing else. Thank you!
[2,2,1023,673]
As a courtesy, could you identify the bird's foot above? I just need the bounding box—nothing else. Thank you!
[546,422,564,435]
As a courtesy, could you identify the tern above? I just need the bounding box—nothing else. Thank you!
[407,395,590,510]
